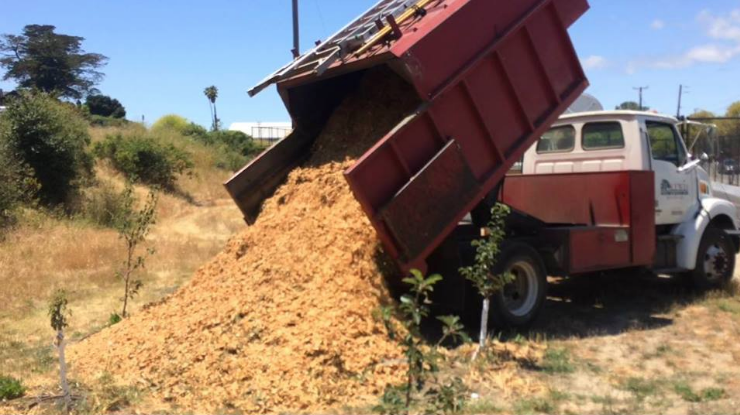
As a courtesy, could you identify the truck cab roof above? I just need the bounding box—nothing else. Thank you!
[522,109,688,178]
[556,110,678,125]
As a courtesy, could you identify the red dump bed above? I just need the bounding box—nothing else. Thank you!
[344,0,589,272]
[227,0,590,275]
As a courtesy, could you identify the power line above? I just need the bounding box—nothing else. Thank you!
[312,0,328,36]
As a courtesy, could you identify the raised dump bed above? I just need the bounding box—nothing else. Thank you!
[226,0,590,274]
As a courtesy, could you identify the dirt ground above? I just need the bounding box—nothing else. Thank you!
[3,220,740,414]
[446,269,740,415]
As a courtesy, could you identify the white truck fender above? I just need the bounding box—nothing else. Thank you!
[673,198,739,270]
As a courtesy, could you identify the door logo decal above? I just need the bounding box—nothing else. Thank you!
[661,180,689,196]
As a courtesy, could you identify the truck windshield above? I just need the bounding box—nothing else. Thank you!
[647,121,687,166]
[537,125,575,153]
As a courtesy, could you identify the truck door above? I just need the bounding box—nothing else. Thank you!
[646,121,697,225]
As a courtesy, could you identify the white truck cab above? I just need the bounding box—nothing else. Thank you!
[522,110,739,284]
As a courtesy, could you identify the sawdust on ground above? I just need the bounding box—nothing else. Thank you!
[69,68,420,414]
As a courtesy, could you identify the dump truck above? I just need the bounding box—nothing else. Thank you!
[226,0,739,327]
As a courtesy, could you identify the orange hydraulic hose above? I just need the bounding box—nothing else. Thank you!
[355,0,437,56]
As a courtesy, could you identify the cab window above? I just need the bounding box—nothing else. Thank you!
[537,125,575,154]
[582,122,625,150]
[646,121,687,166]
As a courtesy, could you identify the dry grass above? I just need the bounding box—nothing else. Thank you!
[0,126,245,412]
[0,213,120,316]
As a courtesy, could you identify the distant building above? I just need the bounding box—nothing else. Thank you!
[229,122,292,144]
[0,106,6,114]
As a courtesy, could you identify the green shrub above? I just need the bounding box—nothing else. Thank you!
[210,130,260,155]
[0,92,93,206]
[180,124,261,171]
[0,142,32,228]
[213,144,249,171]
[94,132,193,189]
[0,375,25,400]
[148,115,262,172]
[78,182,126,227]
[151,114,189,134]
[181,122,209,141]
[207,130,262,171]
[108,312,122,326]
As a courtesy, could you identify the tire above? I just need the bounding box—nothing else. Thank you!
[690,226,736,290]
[488,242,548,328]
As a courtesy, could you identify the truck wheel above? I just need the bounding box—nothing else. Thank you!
[691,226,735,290]
[489,243,548,328]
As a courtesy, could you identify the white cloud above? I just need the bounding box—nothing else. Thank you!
[581,55,608,70]
[629,8,740,72]
[651,19,665,30]
[649,44,740,69]
[700,9,740,42]
[686,44,740,63]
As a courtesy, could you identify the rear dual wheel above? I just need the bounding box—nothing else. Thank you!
[690,226,735,290]
[467,242,548,329]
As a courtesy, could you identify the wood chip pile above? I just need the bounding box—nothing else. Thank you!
[70,68,420,414]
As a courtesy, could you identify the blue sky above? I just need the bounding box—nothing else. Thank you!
[2,1,740,127]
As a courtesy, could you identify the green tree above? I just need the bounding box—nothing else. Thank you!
[85,94,126,118]
[459,203,513,359]
[727,102,740,118]
[376,271,469,414]
[686,110,718,156]
[48,290,72,412]
[0,25,107,100]
[616,101,647,111]
[0,92,93,206]
[689,109,716,119]
[718,101,740,139]
[114,183,157,318]
[203,86,219,131]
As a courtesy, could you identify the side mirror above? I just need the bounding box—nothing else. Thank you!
[678,158,703,173]
[701,152,710,162]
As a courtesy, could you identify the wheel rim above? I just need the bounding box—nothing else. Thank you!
[501,260,538,317]
[704,242,731,281]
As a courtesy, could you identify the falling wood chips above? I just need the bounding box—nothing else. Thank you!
[69,68,422,414]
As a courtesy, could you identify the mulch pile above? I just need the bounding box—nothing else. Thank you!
[70,68,421,413]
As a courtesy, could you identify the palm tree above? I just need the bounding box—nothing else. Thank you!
[204,86,219,131]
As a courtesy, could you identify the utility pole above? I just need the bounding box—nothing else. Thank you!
[677,84,689,118]
[292,0,300,59]
[633,86,649,110]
